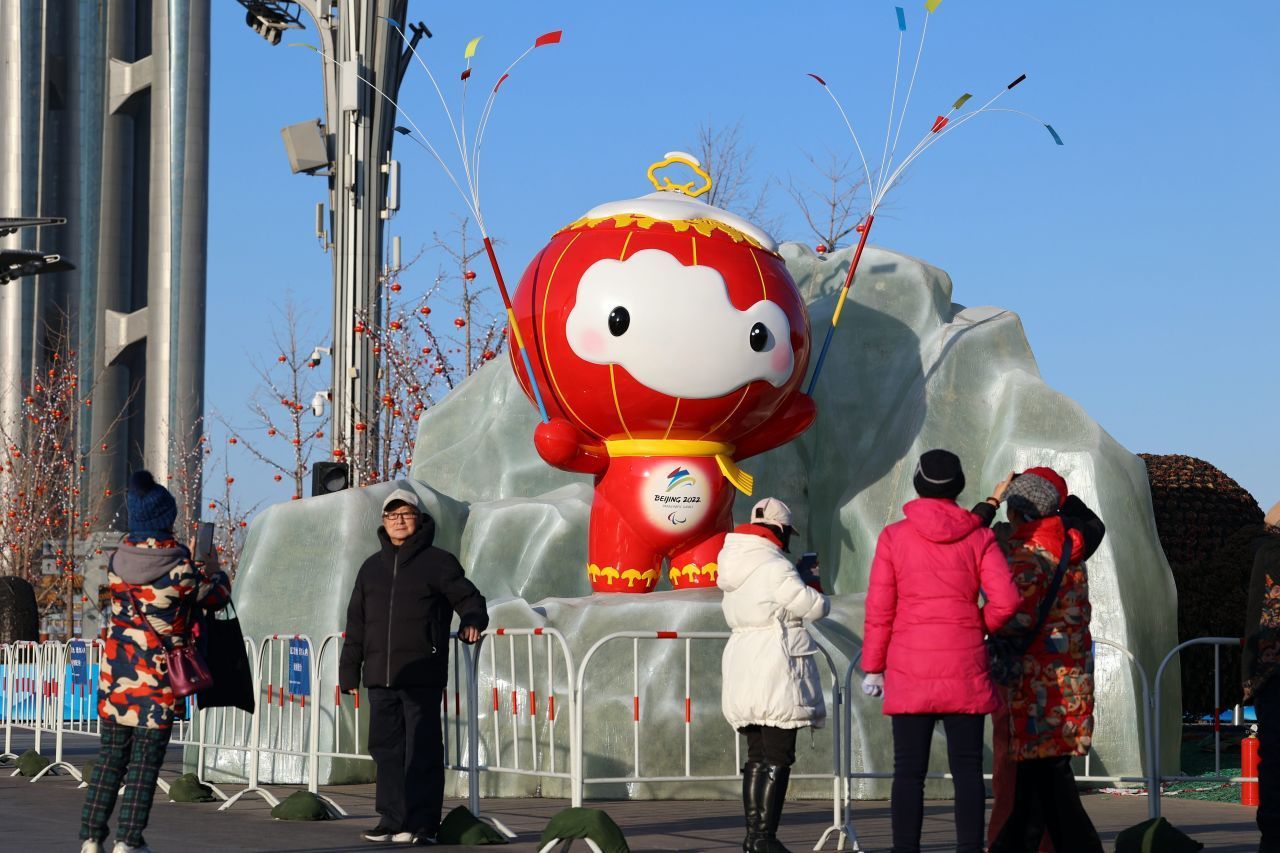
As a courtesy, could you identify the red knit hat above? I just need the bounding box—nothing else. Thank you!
[1022,466,1068,508]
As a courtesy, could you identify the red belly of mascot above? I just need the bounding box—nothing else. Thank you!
[509,155,816,593]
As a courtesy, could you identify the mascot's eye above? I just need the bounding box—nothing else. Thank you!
[608,306,630,337]
[749,322,769,353]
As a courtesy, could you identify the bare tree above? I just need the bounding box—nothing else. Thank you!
[348,217,506,485]
[786,150,871,251]
[220,298,329,500]
[692,121,775,228]
[0,314,129,634]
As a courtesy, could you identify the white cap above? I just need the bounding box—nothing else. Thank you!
[381,488,421,514]
[750,497,792,528]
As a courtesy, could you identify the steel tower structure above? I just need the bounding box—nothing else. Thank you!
[0,0,210,524]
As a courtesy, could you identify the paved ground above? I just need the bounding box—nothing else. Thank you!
[0,732,1262,851]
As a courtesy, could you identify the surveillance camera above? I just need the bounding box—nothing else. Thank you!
[311,391,327,418]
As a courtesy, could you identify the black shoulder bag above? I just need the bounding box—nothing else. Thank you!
[986,540,1073,687]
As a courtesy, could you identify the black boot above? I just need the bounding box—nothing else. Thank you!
[750,763,792,853]
[741,761,765,851]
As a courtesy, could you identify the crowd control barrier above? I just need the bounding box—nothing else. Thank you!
[467,627,576,838]
[837,638,1155,849]
[1,628,1267,841]
[1149,636,1255,819]
[572,630,845,852]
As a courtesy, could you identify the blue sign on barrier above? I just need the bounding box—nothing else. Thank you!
[69,640,88,687]
[288,638,311,696]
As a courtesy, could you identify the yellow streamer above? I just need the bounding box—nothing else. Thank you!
[464,36,482,60]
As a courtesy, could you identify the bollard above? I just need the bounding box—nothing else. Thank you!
[1243,732,1260,807]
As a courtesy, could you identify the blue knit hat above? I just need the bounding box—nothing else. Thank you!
[126,470,178,538]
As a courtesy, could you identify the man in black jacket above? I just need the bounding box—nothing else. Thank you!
[340,488,488,845]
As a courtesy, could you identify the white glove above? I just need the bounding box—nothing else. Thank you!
[862,673,884,699]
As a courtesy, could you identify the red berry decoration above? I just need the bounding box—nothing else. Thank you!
[354,422,367,432]
[816,244,827,254]
[278,355,287,363]
[229,437,238,444]
[354,322,365,333]
[333,449,345,458]
[463,270,477,281]
[372,346,381,354]
[273,474,282,481]
[314,431,324,438]
[267,428,276,436]
[420,306,431,316]
[389,321,402,331]
[390,282,402,292]
[453,317,466,328]
[432,365,443,375]
[208,502,216,509]
[226,476,235,484]
[421,346,432,354]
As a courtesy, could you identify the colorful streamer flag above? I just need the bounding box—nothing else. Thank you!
[493,72,510,93]
[896,6,907,30]
[1008,74,1027,89]
[807,72,827,86]
[924,0,942,12]
[952,93,972,109]
[1045,124,1064,145]
[535,30,563,47]
[931,115,948,132]
[464,36,482,60]
[460,68,472,81]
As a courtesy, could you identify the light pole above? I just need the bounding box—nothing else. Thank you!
[239,0,418,484]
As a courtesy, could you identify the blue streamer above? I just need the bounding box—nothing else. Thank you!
[1045,124,1064,146]
[896,7,907,31]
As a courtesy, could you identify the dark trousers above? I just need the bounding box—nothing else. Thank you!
[990,756,1103,853]
[738,724,798,767]
[368,685,445,834]
[889,713,985,853]
[79,719,172,846]
[1256,676,1280,851]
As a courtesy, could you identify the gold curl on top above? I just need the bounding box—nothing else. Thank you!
[646,151,713,198]
[558,214,775,254]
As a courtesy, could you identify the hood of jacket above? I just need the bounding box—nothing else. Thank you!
[716,525,786,593]
[901,497,983,544]
[377,512,438,565]
[111,540,190,585]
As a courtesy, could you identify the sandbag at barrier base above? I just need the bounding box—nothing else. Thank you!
[15,749,50,777]
[539,807,629,853]
[270,790,333,821]
[169,773,217,803]
[1114,817,1204,853]
[438,805,508,845]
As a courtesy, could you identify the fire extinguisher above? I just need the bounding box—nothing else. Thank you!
[1243,727,1260,807]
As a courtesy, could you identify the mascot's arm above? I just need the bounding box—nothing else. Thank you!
[534,418,610,475]
[733,392,817,461]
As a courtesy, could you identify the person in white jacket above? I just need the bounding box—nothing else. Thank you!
[718,497,830,853]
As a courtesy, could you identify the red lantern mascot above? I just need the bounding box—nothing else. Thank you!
[509,154,816,593]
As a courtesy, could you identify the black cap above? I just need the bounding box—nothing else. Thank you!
[913,449,965,500]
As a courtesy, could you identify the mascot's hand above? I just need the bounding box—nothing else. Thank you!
[533,418,608,474]
[862,673,885,699]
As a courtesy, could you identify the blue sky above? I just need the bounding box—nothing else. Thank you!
[208,1,1279,513]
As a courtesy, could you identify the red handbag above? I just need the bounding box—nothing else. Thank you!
[128,586,214,697]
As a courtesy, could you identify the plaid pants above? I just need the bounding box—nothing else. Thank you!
[80,719,173,846]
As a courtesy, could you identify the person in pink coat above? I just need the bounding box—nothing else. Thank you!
[861,449,1020,853]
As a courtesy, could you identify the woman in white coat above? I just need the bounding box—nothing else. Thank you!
[718,497,830,853]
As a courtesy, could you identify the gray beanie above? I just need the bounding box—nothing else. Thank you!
[1005,472,1061,520]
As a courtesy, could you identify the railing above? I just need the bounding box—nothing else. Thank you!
[0,629,1265,842]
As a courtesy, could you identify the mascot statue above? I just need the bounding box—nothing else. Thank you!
[509,153,815,593]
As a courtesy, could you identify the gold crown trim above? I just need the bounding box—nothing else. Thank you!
[559,214,775,254]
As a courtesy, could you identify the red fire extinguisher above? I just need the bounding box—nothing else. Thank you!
[1243,730,1260,807]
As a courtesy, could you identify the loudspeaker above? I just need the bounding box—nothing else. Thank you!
[311,462,350,496]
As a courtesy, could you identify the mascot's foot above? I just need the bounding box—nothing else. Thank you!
[588,563,660,593]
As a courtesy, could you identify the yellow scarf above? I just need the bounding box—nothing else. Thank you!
[604,439,753,495]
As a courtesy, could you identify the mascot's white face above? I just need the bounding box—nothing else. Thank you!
[564,249,794,400]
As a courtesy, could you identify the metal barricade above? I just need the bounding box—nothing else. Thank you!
[220,633,342,816]
[1,643,16,763]
[573,630,844,851]
[60,639,104,739]
[24,641,82,781]
[838,638,1153,849]
[1151,636,1250,818]
[193,636,259,800]
[468,627,575,838]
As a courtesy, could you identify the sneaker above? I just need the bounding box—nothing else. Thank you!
[391,831,414,843]
[80,842,102,853]
[410,833,437,846]
[111,843,152,853]
[363,825,398,842]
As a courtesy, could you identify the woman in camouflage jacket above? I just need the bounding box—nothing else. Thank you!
[79,472,230,853]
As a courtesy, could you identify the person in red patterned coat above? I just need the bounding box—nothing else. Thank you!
[79,471,230,853]
[986,468,1103,853]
